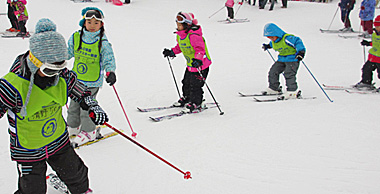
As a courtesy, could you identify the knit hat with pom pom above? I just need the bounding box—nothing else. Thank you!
[79,7,104,27]
[21,18,67,116]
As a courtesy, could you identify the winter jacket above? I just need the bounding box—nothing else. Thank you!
[0,52,90,162]
[172,26,212,72]
[225,0,235,7]
[339,0,355,10]
[359,0,376,21]
[13,1,28,21]
[263,23,306,62]
[68,29,116,88]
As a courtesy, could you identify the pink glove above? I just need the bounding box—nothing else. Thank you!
[14,11,19,16]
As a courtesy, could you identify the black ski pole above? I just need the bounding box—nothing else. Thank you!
[209,6,225,18]
[166,57,182,99]
[327,6,339,31]
[196,68,224,115]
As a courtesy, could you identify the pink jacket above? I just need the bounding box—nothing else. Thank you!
[225,0,234,8]
[172,26,212,72]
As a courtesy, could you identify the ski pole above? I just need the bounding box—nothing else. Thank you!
[363,46,366,62]
[196,68,224,115]
[301,61,334,102]
[166,57,182,99]
[209,6,225,18]
[104,122,192,180]
[327,6,339,31]
[235,1,244,17]
[266,49,276,62]
[112,85,138,138]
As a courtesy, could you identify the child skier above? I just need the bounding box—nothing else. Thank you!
[6,0,18,32]
[225,0,235,21]
[339,0,356,32]
[163,12,212,113]
[261,23,306,99]
[0,18,107,194]
[7,0,28,37]
[354,16,380,90]
[359,0,376,38]
[67,7,117,147]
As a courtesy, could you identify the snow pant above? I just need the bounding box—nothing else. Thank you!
[13,142,89,194]
[182,67,209,106]
[268,61,300,92]
[7,4,18,29]
[360,60,380,84]
[67,87,99,133]
[282,0,287,7]
[260,0,275,10]
[226,7,234,19]
[340,8,352,28]
[18,20,27,33]
[361,20,373,34]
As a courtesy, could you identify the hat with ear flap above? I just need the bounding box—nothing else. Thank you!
[79,7,104,27]
[21,18,67,116]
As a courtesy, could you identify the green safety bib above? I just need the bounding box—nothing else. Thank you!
[272,34,297,56]
[3,73,67,150]
[177,33,211,67]
[369,32,380,57]
[73,32,101,83]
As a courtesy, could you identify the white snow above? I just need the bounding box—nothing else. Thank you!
[1,0,380,193]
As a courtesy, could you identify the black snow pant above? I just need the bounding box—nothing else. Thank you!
[18,20,27,33]
[226,7,234,19]
[182,67,209,106]
[7,4,18,29]
[282,0,287,7]
[14,142,89,194]
[260,0,275,10]
[360,60,380,84]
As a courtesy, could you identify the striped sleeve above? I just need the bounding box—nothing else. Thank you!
[61,68,90,103]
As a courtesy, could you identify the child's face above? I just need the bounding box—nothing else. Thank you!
[375,26,380,32]
[176,22,184,31]
[267,36,278,42]
[85,18,103,32]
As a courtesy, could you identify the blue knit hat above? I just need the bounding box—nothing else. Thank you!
[21,18,67,116]
[79,7,104,27]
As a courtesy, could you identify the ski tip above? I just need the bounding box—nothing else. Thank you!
[149,117,161,122]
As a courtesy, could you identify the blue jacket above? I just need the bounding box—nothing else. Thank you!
[359,0,376,21]
[263,23,306,62]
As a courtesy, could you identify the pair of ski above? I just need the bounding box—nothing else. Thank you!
[137,102,218,122]
[319,29,368,39]
[0,31,31,38]
[322,84,379,94]
[239,91,317,102]
[70,125,123,149]
[218,18,250,24]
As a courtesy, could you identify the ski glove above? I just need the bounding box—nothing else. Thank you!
[262,43,271,51]
[89,105,109,125]
[191,58,203,68]
[361,40,371,46]
[106,72,116,86]
[163,48,176,58]
[296,51,305,62]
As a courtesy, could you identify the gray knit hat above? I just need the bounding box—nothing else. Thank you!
[21,18,68,116]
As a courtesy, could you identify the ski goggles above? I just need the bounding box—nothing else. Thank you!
[84,10,104,21]
[176,14,192,24]
[29,52,67,77]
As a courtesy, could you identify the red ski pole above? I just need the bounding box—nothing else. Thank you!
[112,85,137,138]
[104,122,192,179]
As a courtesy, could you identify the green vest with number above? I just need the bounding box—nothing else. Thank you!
[73,32,101,83]
[272,34,297,56]
[177,33,211,67]
[369,32,380,57]
[3,73,68,150]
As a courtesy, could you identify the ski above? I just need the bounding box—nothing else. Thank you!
[149,105,218,122]
[74,129,123,149]
[253,96,316,102]
[338,34,367,39]
[320,29,360,34]
[218,18,250,23]
[137,102,216,112]
[1,32,31,38]
[238,92,282,97]
[322,84,354,90]
[46,173,69,194]
[345,89,378,94]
